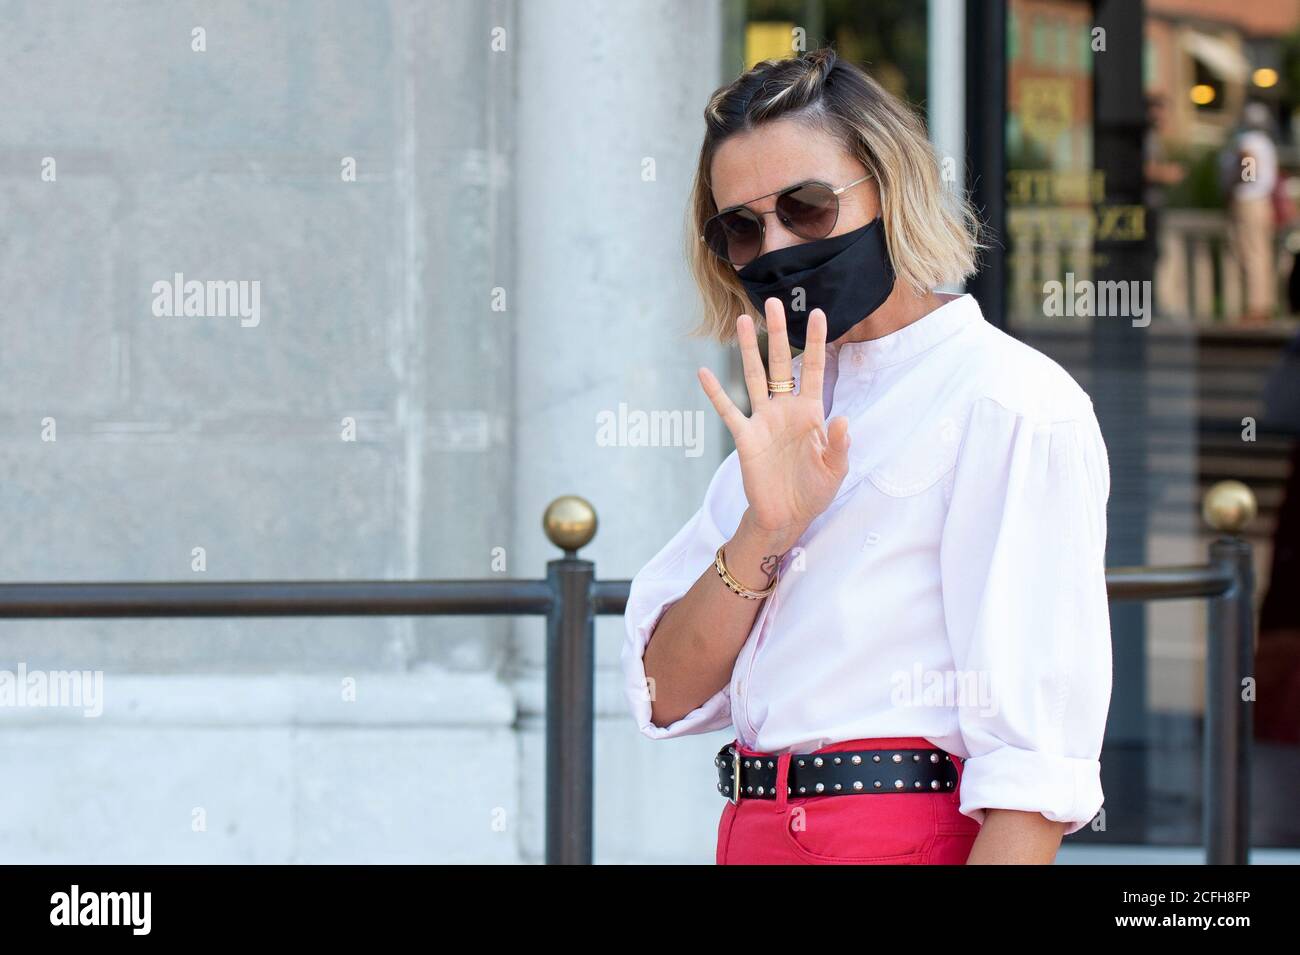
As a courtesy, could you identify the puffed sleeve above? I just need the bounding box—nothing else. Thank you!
[939,396,1113,836]
[620,450,745,740]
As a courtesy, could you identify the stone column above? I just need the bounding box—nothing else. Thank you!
[511,0,730,862]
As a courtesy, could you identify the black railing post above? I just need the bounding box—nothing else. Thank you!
[544,554,595,865]
[541,496,599,865]
[1205,536,1255,865]
[1202,480,1257,865]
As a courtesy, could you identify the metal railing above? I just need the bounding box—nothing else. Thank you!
[0,485,1259,864]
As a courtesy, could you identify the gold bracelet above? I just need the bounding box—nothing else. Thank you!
[714,543,776,599]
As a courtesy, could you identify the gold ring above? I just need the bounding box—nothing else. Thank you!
[767,377,796,394]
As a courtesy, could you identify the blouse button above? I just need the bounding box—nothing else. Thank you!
[852,351,865,367]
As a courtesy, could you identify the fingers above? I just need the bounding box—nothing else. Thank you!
[764,297,794,386]
[735,314,771,411]
[697,366,746,438]
[799,308,828,404]
[824,415,851,475]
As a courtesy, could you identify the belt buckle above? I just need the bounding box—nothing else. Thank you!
[729,746,741,805]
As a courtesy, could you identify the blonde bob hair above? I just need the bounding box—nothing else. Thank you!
[687,47,981,343]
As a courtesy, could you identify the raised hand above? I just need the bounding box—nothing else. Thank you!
[697,298,852,553]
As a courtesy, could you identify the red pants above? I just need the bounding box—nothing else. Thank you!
[716,736,982,865]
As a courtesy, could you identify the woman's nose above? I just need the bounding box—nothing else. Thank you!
[758,211,801,254]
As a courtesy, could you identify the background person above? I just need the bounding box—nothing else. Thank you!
[1223,101,1280,325]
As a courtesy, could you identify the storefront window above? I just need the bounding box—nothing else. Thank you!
[1007,0,1300,851]
[733,0,1300,854]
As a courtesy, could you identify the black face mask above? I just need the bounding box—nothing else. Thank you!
[736,218,896,350]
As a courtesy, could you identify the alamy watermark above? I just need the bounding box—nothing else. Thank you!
[0,663,103,717]
[890,664,998,717]
[1042,272,1151,327]
[50,885,150,935]
[151,272,260,327]
[596,402,705,458]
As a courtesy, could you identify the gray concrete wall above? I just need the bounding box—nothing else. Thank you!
[0,0,729,862]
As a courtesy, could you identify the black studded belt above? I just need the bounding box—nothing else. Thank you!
[715,743,959,804]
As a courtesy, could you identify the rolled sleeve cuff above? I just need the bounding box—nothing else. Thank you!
[957,744,1103,836]
[621,597,732,740]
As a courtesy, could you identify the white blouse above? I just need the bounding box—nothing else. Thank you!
[621,293,1112,836]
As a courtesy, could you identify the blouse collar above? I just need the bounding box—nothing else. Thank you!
[825,292,983,375]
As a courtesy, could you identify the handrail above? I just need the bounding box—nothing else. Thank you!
[0,580,555,618]
[0,484,1260,864]
[0,565,1237,616]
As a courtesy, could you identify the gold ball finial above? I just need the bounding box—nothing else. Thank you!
[543,495,597,553]
[1202,480,1257,534]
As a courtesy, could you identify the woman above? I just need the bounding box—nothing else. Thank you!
[621,48,1112,865]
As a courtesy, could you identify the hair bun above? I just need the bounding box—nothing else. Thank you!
[806,47,837,80]
[796,47,837,95]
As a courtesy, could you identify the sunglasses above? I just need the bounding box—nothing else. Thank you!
[700,174,872,268]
